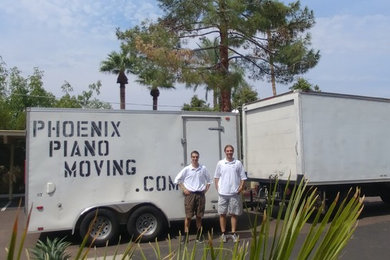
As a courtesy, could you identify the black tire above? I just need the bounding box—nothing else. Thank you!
[127,206,166,242]
[79,208,119,246]
[380,184,390,204]
[380,193,390,204]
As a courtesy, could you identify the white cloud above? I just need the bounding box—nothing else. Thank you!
[0,0,179,110]
[302,13,390,98]
[313,15,390,55]
[1,0,390,108]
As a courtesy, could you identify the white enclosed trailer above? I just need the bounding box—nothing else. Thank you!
[242,91,390,202]
[25,108,239,245]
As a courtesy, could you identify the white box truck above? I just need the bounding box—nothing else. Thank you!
[25,108,240,245]
[242,91,390,204]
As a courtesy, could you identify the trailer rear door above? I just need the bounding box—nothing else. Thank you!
[182,117,224,212]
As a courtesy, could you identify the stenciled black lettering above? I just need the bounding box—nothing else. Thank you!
[33,120,44,137]
[112,160,123,175]
[84,140,95,156]
[79,161,90,177]
[168,176,178,190]
[98,140,109,156]
[64,161,77,177]
[156,176,166,191]
[63,121,74,137]
[52,140,109,157]
[63,158,136,178]
[111,121,120,137]
[49,141,60,157]
[48,121,51,137]
[35,121,125,138]
[70,141,81,157]
[48,121,60,138]
[94,160,104,176]
[78,121,88,137]
[126,160,136,175]
[106,160,110,176]
[91,121,102,137]
[144,176,154,191]
[64,140,67,156]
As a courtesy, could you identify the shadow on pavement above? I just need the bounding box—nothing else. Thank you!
[37,211,263,247]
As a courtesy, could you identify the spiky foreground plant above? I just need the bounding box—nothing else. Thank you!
[248,179,364,260]
[135,179,363,260]
[7,178,363,260]
[29,237,71,260]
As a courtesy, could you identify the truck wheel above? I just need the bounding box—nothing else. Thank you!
[79,208,119,246]
[127,206,166,242]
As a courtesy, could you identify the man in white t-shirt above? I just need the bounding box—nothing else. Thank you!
[214,144,247,243]
[174,150,211,243]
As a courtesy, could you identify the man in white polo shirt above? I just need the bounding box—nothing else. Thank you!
[214,144,247,243]
[174,150,211,243]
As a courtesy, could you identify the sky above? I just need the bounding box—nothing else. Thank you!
[1,0,390,110]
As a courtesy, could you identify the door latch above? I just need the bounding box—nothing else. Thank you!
[208,127,224,132]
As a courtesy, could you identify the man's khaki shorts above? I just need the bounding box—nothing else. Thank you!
[184,192,205,218]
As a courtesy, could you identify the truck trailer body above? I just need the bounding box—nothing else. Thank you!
[25,108,239,245]
[242,91,390,201]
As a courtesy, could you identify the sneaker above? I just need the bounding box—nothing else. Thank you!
[231,233,239,243]
[196,234,204,243]
[220,233,227,243]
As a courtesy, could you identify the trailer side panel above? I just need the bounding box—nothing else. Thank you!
[301,93,390,184]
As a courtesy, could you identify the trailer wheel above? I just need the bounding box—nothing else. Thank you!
[380,184,390,204]
[380,193,390,204]
[79,208,119,246]
[127,206,166,242]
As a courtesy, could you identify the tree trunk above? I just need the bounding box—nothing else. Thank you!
[152,96,158,111]
[270,62,277,96]
[150,88,160,111]
[267,30,277,96]
[218,5,231,112]
[120,84,126,110]
[117,71,128,110]
[220,88,231,112]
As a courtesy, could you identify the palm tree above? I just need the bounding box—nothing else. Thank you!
[100,50,133,109]
[137,62,175,111]
[150,87,160,111]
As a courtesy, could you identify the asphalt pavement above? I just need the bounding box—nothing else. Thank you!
[0,197,260,260]
[2,197,390,259]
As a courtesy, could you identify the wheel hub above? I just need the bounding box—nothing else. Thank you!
[90,216,112,239]
[136,213,157,235]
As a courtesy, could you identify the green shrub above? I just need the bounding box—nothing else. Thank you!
[29,237,71,260]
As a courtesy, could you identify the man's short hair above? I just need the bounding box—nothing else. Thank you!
[224,145,234,152]
[191,150,199,157]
